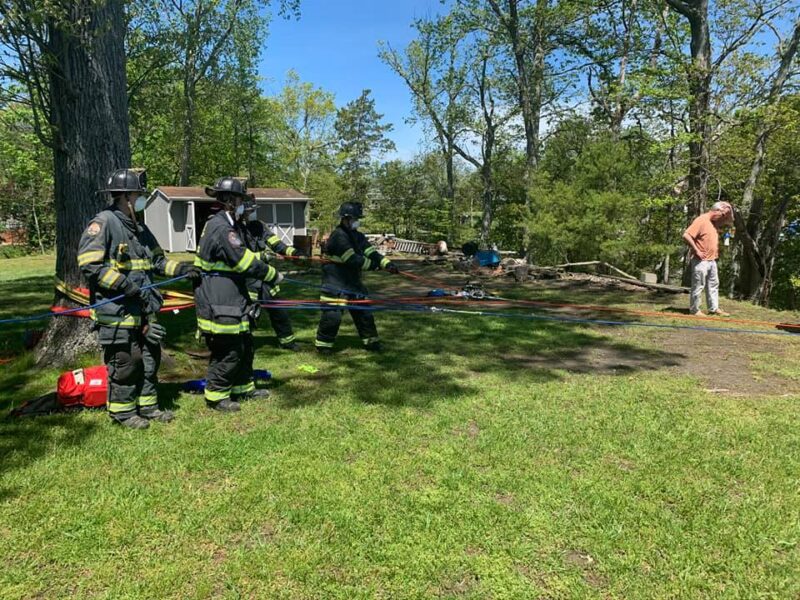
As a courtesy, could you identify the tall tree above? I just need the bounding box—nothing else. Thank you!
[0,102,54,253]
[0,0,132,365]
[139,0,299,186]
[380,15,470,243]
[459,0,559,254]
[271,71,337,192]
[566,0,667,134]
[334,89,396,199]
[731,18,800,302]
[664,0,787,283]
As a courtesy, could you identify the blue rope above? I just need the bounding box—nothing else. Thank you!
[430,306,798,336]
[2,269,794,338]
[0,274,190,326]
[265,294,798,337]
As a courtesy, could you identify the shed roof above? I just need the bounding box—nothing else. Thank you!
[154,186,310,201]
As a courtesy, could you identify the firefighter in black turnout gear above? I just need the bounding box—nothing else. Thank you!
[194,178,283,412]
[315,202,399,354]
[78,169,201,429]
[242,194,306,351]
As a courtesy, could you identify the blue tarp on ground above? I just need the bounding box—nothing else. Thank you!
[474,250,501,267]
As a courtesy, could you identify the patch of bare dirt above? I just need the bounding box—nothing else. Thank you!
[438,573,480,597]
[564,550,608,589]
[409,269,800,397]
[452,420,481,439]
[465,545,483,557]
[495,492,515,506]
[564,550,595,568]
[650,329,800,396]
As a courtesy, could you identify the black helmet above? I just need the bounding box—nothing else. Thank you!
[205,177,248,199]
[100,169,147,194]
[338,202,363,219]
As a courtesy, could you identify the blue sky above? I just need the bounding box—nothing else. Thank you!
[258,0,448,160]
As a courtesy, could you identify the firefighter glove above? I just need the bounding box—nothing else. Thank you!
[121,278,141,298]
[179,263,203,283]
[139,288,162,315]
[144,322,166,344]
[386,262,400,275]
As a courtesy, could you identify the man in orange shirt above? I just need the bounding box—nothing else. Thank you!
[682,201,734,316]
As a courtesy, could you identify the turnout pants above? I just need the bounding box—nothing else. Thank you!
[690,258,720,313]
[315,294,380,349]
[102,330,161,421]
[204,333,255,405]
[266,306,296,347]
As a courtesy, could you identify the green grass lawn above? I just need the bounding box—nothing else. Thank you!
[1,255,800,598]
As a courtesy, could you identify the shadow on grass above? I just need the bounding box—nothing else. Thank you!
[0,414,100,502]
[660,306,692,315]
[0,267,688,495]
[0,275,52,356]
[271,298,687,409]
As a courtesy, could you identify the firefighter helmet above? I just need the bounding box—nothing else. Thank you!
[100,169,147,194]
[204,177,248,199]
[338,202,364,219]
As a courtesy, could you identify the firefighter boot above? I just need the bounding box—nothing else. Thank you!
[206,398,241,413]
[365,341,382,352]
[280,341,300,352]
[139,407,176,423]
[234,389,271,402]
[114,415,150,430]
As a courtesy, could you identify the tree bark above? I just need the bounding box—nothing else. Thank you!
[444,140,456,243]
[488,0,544,258]
[666,0,712,285]
[179,80,195,186]
[35,0,131,367]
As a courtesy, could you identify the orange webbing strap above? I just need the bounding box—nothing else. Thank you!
[54,277,195,313]
[54,278,90,305]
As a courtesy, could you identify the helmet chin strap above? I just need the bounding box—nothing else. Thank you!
[126,195,139,228]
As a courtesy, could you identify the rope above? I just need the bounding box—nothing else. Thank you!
[265,296,800,337]
[1,263,796,339]
[0,275,190,326]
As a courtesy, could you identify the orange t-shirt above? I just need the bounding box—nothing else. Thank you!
[685,213,719,260]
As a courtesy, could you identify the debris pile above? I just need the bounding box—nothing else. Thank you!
[364,234,451,256]
[421,254,689,294]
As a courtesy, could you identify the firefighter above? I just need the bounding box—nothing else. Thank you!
[194,177,284,412]
[77,169,201,429]
[241,194,307,351]
[315,201,399,354]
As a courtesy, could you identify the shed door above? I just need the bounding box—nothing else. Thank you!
[273,202,295,245]
[185,201,196,251]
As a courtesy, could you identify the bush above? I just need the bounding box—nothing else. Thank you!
[0,245,32,259]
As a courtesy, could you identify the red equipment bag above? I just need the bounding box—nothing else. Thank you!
[56,366,108,408]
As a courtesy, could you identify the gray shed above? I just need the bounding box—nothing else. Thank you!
[143,186,311,252]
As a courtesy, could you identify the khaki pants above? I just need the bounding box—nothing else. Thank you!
[690,258,719,314]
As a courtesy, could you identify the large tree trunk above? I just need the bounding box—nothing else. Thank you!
[179,80,195,186]
[36,0,131,367]
[667,0,712,285]
[480,163,494,246]
[683,7,712,285]
[492,0,545,259]
[734,197,790,303]
[442,137,456,244]
[479,128,495,246]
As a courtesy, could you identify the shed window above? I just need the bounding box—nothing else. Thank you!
[275,203,293,224]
